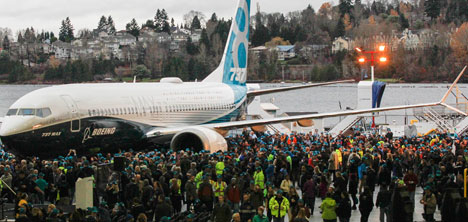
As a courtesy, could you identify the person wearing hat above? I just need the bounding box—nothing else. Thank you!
[320,192,337,222]
[35,173,48,204]
[212,195,232,222]
[403,168,418,208]
[0,167,12,198]
[252,206,269,222]
[214,175,227,199]
[420,187,436,222]
[269,189,289,222]
[169,173,182,213]
[185,174,197,211]
[240,193,255,221]
[185,213,195,222]
[376,184,391,222]
[198,175,215,211]
[253,167,265,190]
[225,177,241,212]
[359,186,374,222]
[160,216,171,222]
[216,156,225,176]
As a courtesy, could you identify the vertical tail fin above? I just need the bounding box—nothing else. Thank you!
[203,0,251,86]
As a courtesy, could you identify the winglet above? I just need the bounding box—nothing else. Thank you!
[440,66,467,103]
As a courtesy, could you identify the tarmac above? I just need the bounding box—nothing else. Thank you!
[0,187,442,221]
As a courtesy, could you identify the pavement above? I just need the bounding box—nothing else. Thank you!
[0,187,442,221]
[289,186,441,222]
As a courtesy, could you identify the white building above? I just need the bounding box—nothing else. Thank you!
[332,37,352,53]
[276,45,296,61]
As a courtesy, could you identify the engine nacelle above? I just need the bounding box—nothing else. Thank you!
[251,125,267,132]
[170,126,227,153]
[297,119,314,127]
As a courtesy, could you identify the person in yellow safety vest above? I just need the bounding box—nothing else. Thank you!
[195,166,211,189]
[170,174,183,213]
[336,149,342,163]
[269,190,290,221]
[195,171,204,189]
[216,158,225,176]
[253,167,265,189]
[214,175,227,198]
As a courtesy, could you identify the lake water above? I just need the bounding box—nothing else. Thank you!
[0,83,464,127]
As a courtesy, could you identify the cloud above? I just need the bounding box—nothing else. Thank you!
[1,0,329,35]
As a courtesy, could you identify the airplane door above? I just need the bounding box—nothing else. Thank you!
[61,95,81,132]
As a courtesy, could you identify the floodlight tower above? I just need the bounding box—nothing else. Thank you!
[355,45,388,81]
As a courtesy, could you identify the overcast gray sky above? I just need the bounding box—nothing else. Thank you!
[1,0,335,36]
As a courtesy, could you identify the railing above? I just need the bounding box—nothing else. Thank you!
[422,107,453,132]
[413,103,468,117]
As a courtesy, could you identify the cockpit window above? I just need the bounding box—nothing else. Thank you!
[18,109,35,116]
[35,108,52,118]
[6,109,18,116]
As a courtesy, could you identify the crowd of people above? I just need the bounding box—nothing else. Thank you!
[1,128,467,222]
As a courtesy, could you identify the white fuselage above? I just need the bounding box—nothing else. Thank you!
[0,82,246,137]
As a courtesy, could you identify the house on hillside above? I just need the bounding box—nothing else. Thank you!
[276,45,296,61]
[190,29,202,42]
[112,33,136,46]
[400,29,420,50]
[155,32,171,43]
[51,40,72,59]
[332,37,352,53]
[172,29,189,42]
[298,44,330,59]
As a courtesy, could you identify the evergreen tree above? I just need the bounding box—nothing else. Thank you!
[50,32,57,43]
[154,9,170,33]
[252,10,270,46]
[65,17,74,41]
[199,29,210,50]
[143,20,155,29]
[191,16,202,30]
[98,16,107,31]
[185,37,199,55]
[17,33,24,44]
[59,17,74,42]
[339,0,353,16]
[126,18,141,39]
[334,18,345,38]
[210,13,218,22]
[107,16,116,34]
[399,13,409,30]
[2,35,10,51]
[424,0,441,20]
[171,18,175,28]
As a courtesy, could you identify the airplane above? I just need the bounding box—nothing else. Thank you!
[0,0,465,158]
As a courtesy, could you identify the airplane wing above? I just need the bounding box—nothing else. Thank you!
[146,66,467,137]
[247,79,355,97]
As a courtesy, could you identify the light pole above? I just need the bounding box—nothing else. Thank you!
[356,45,388,82]
[356,45,388,128]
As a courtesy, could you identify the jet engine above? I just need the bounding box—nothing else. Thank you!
[297,119,314,127]
[170,126,227,153]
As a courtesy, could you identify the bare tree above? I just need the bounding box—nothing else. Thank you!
[183,10,206,29]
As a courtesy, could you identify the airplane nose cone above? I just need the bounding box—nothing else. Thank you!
[0,117,33,137]
[0,121,15,137]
